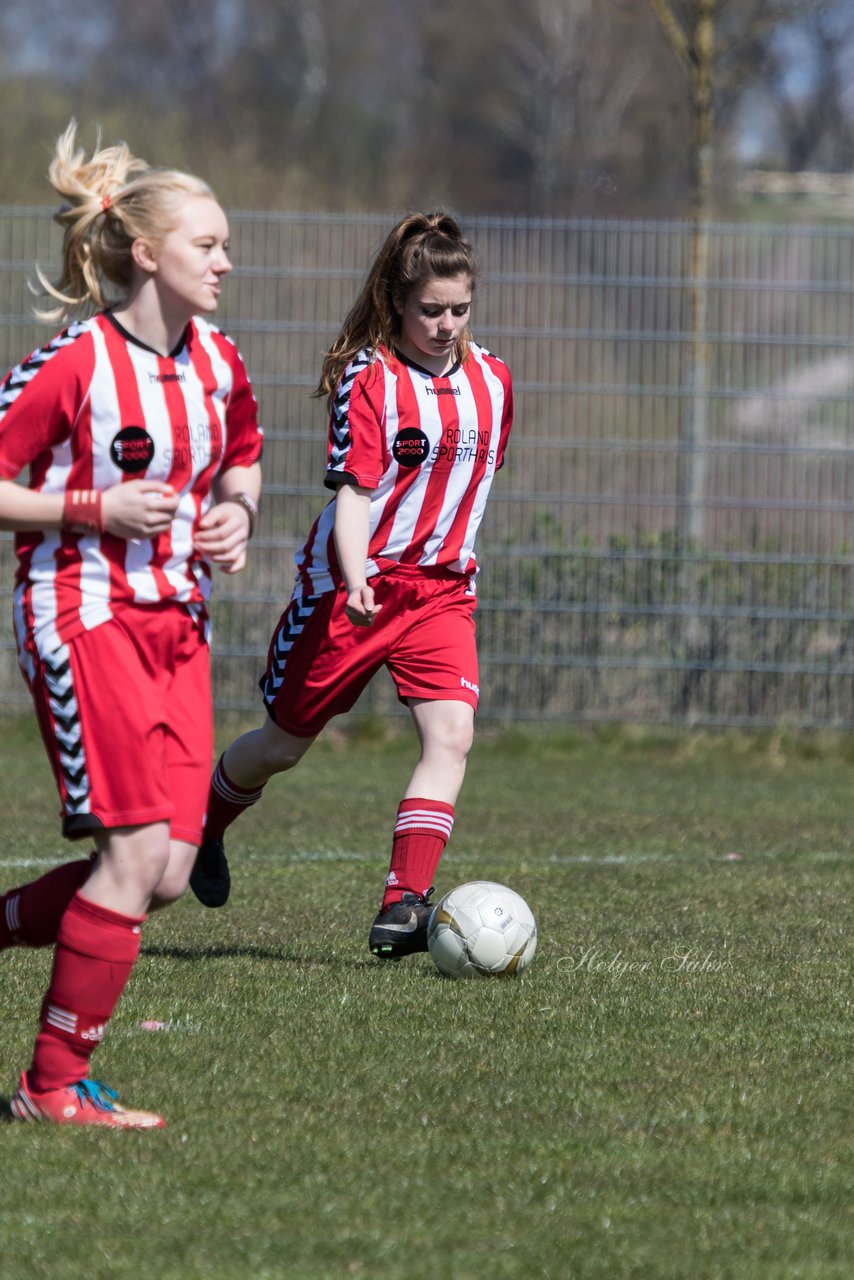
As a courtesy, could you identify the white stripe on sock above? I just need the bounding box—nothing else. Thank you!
[6,894,21,933]
[45,1004,78,1034]
[212,763,263,806]
[394,813,454,838]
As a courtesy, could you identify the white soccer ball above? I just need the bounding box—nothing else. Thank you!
[427,881,537,978]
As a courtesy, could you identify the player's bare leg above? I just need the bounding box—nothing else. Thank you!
[149,839,208,909]
[190,720,316,907]
[83,822,171,917]
[369,698,475,959]
[404,697,474,804]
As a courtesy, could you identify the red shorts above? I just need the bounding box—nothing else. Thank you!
[23,604,212,844]
[261,564,479,737]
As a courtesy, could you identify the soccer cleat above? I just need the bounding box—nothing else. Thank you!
[369,889,434,960]
[10,1071,165,1129]
[189,835,231,908]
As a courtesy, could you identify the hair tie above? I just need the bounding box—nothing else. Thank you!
[101,193,112,213]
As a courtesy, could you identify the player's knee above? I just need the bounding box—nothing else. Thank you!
[98,828,171,893]
[149,850,195,907]
[271,743,305,772]
[141,844,172,895]
[149,877,183,909]
[432,710,475,763]
[255,722,311,775]
[454,720,475,762]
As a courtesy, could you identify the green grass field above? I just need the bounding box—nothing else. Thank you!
[0,716,851,1280]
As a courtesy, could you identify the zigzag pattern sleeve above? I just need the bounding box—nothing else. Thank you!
[0,324,90,479]
[324,351,385,491]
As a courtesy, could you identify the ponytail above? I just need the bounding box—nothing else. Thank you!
[316,211,477,407]
[35,120,214,322]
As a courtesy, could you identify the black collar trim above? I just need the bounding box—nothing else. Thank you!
[392,346,461,379]
[104,311,189,359]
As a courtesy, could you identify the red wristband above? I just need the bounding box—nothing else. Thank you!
[63,488,103,534]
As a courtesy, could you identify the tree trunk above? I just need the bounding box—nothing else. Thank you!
[680,0,714,556]
[648,0,716,712]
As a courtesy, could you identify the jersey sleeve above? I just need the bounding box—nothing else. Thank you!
[495,364,513,471]
[219,341,264,472]
[324,358,387,491]
[0,330,93,480]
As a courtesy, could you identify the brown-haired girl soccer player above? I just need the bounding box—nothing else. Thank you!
[190,211,512,958]
[0,123,263,1127]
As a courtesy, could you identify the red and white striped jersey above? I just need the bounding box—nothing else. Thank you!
[0,312,263,656]
[297,343,512,592]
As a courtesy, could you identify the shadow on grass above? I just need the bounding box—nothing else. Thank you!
[141,941,380,969]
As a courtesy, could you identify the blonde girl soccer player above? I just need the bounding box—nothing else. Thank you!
[0,124,263,1128]
[190,211,513,959]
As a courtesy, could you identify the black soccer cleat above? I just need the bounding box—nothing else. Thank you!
[189,836,231,908]
[369,889,434,960]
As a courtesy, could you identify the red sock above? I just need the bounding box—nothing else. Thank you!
[0,856,94,951]
[203,753,264,841]
[28,892,144,1092]
[382,798,455,908]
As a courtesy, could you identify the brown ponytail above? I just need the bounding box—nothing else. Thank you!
[316,211,477,407]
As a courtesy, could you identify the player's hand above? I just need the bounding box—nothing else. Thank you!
[101,480,180,540]
[193,499,252,574]
[344,584,382,627]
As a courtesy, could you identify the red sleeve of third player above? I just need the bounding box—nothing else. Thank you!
[0,331,93,480]
[324,361,387,491]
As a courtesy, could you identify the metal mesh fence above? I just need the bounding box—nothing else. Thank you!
[2,209,854,727]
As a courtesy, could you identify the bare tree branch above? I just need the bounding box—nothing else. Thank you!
[648,0,693,77]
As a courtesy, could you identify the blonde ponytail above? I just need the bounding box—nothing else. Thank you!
[35,120,214,322]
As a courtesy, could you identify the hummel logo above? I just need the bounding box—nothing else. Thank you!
[460,676,480,696]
